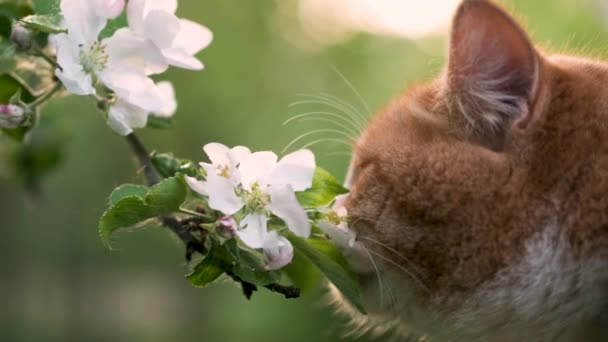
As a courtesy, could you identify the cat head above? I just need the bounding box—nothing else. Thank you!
[342,0,608,338]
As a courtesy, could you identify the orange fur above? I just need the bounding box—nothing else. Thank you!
[344,0,608,340]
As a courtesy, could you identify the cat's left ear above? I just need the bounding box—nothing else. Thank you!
[446,0,540,150]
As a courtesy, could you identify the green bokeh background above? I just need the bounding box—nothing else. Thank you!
[1,0,607,341]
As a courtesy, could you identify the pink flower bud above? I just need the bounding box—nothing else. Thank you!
[0,104,25,128]
[218,216,238,237]
[11,23,32,50]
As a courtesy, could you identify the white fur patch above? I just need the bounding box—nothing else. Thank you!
[444,223,607,341]
[333,222,607,341]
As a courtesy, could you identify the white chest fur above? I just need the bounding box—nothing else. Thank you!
[446,225,607,341]
[331,224,607,341]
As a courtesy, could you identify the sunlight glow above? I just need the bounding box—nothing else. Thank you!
[277,0,461,47]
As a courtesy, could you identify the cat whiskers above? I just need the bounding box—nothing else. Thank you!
[366,247,431,296]
[283,67,370,154]
[360,236,426,283]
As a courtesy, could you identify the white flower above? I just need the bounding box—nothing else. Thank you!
[186,144,316,270]
[186,143,252,213]
[125,0,213,72]
[107,81,177,136]
[51,0,164,112]
[0,104,25,128]
[236,215,294,270]
[263,231,294,271]
[318,194,356,249]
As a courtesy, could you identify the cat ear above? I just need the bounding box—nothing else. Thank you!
[447,0,539,150]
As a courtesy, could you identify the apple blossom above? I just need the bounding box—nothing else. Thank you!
[186,144,316,270]
[318,194,356,249]
[126,0,213,72]
[107,81,177,136]
[51,0,167,121]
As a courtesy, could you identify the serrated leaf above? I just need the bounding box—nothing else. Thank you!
[146,175,187,210]
[287,233,366,314]
[20,14,65,34]
[297,167,349,208]
[108,184,148,205]
[99,177,187,248]
[186,244,231,288]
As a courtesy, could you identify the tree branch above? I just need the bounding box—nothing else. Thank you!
[125,133,161,186]
[124,132,301,300]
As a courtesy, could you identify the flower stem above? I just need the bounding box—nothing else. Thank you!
[32,46,61,70]
[28,82,62,110]
[125,133,161,186]
[179,208,215,221]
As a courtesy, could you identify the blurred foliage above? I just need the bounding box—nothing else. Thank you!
[1,0,607,341]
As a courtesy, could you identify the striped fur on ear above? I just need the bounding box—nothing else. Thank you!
[446,0,539,150]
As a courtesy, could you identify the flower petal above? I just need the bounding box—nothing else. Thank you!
[142,0,178,15]
[173,19,213,55]
[228,146,251,166]
[162,48,204,70]
[127,0,146,35]
[263,231,294,270]
[104,28,168,75]
[143,10,180,49]
[205,172,244,215]
[238,151,278,191]
[61,0,108,44]
[100,68,163,112]
[103,0,126,19]
[267,185,311,238]
[152,81,177,117]
[185,176,208,196]
[333,194,349,218]
[50,34,96,95]
[269,149,316,192]
[203,143,231,167]
[107,99,148,136]
[319,222,356,250]
[236,214,269,249]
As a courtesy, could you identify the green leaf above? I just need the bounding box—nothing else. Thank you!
[0,0,34,37]
[99,177,187,248]
[224,239,281,286]
[186,244,231,288]
[282,247,323,292]
[151,152,199,178]
[146,115,173,129]
[287,233,366,314]
[20,14,65,34]
[108,184,149,206]
[297,167,349,208]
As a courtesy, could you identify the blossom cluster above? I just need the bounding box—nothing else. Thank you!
[50,0,212,135]
[186,143,316,270]
[185,143,357,271]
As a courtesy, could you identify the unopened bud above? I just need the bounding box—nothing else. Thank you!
[0,104,26,128]
[11,23,32,50]
[218,216,238,238]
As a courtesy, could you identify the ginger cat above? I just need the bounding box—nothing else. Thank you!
[341,0,608,340]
